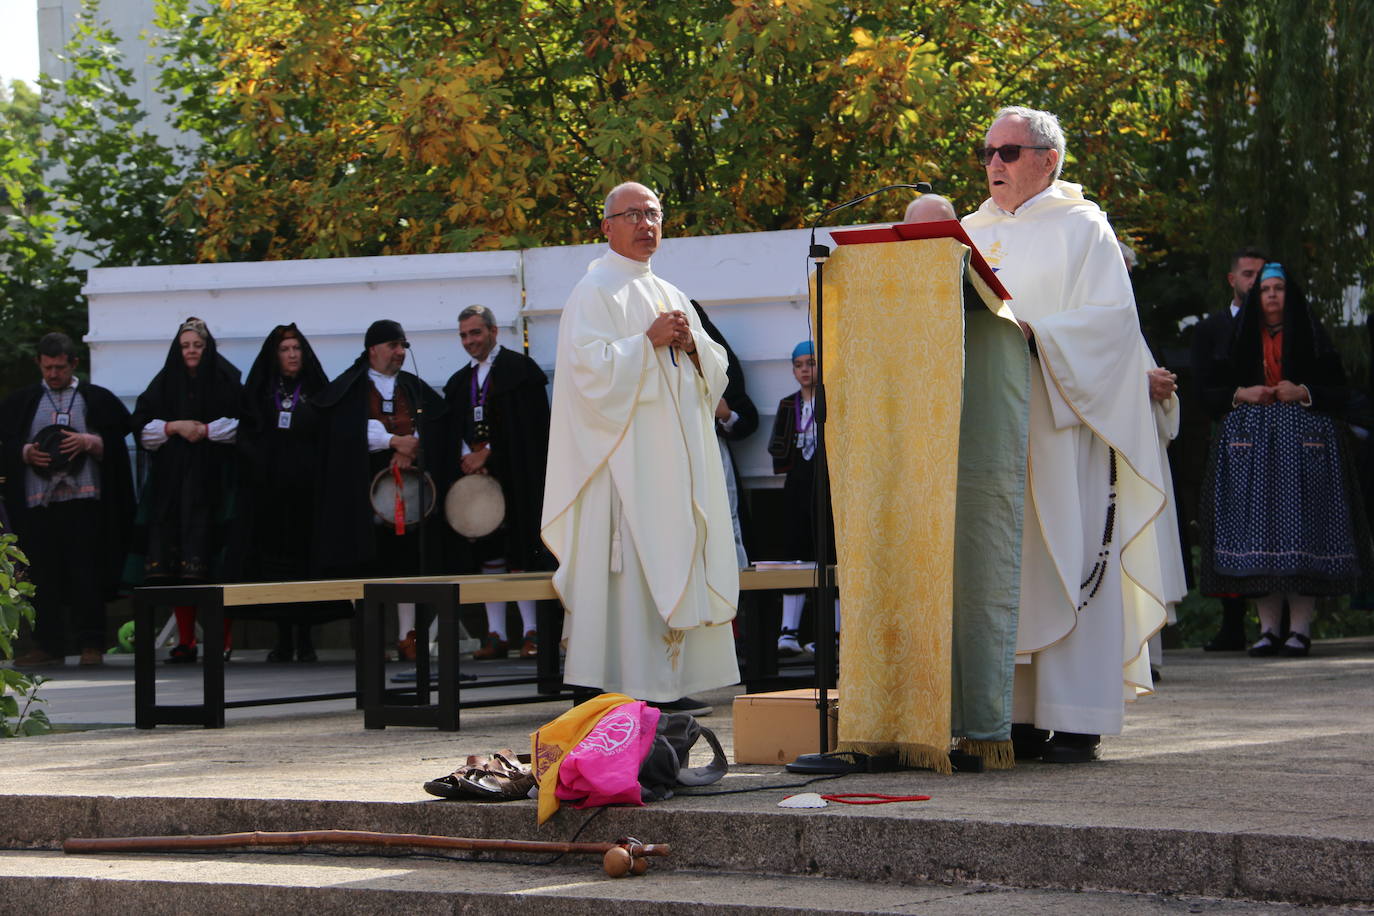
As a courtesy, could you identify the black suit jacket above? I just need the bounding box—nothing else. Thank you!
[1190,303,1242,421]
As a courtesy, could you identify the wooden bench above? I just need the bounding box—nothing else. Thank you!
[133,566,824,730]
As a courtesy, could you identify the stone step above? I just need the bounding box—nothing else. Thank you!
[0,849,1357,915]
[6,793,1372,907]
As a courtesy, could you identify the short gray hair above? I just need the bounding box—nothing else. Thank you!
[990,106,1066,180]
[603,181,658,218]
[458,304,497,329]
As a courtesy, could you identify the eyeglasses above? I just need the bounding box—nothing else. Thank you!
[606,207,664,225]
[976,144,1053,166]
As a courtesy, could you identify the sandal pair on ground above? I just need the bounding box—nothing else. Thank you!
[424,750,535,801]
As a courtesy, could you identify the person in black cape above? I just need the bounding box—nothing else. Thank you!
[125,317,242,663]
[311,319,448,658]
[1198,262,1373,658]
[0,332,134,667]
[441,305,552,659]
[691,299,759,566]
[228,324,350,662]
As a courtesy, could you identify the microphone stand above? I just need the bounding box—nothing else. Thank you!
[789,183,930,775]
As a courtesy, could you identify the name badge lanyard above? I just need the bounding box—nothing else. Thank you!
[794,395,816,451]
[46,386,74,427]
[277,381,302,429]
[470,366,493,424]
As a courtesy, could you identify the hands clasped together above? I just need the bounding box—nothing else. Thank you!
[1234,380,1309,405]
[23,430,102,467]
[646,310,696,352]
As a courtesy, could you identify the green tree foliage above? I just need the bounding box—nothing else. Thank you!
[0,532,50,738]
[1195,0,1373,321]
[166,0,1218,263]
[0,80,81,391]
[41,0,194,268]
[0,1,191,387]
[1132,0,1374,337]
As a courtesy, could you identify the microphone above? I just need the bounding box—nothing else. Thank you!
[808,182,933,259]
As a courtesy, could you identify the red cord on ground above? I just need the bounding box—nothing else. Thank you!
[819,793,931,805]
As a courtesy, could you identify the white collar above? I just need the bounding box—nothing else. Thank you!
[992,182,1057,217]
[602,248,654,275]
[367,367,398,382]
[469,342,503,370]
[43,377,79,393]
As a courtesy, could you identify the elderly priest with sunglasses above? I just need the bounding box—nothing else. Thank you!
[542,182,739,718]
[961,106,1173,763]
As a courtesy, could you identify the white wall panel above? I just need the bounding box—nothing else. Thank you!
[86,227,862,487]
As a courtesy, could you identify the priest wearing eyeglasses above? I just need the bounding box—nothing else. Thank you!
[541,181,739,718]
[961,106,1173,763]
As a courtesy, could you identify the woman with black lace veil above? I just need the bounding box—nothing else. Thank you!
[229,323,349,661]
[125,318,242,662]
[1199,263,1373,657]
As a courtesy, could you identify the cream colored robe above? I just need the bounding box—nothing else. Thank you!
[964,181,1170,735]
[542,250,740,701]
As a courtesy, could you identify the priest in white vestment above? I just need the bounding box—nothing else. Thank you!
[541,182,740,712]
[962,107,1172,762]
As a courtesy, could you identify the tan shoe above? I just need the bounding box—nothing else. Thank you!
[80,647,104,667]
[473,632,509,660]
[14,648,63,667]
[520,630,538,658]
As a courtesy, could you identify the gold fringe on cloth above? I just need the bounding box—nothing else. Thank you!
[837,739,953,775]
[821,238,967,773]
[956,737,1016,770]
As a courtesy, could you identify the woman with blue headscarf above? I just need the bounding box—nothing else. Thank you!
[1199,263,1373,657]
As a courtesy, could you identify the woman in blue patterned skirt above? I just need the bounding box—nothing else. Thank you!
[1199,263,1372,657]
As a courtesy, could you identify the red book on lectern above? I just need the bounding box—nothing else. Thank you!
[830,219,1011,301]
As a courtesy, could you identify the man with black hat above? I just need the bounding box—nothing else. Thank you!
[0,332,134,667]
[311,320,447,655]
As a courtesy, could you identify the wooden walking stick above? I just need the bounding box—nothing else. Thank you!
[64,830,669,877]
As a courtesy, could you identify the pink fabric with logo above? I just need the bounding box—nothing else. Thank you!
[555,701,661,810]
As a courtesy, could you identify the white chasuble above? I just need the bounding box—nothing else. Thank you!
[542,250,740,701]
[964,181,1170,733]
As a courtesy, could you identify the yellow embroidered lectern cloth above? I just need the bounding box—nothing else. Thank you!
[822,237,966,774]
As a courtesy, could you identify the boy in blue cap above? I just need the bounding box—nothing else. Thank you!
[766,341,840,656]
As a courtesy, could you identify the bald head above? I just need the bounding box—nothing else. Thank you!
[603,182,657,218]
[902,194,957,224]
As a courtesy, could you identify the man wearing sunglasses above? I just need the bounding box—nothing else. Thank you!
[962,107,1175,764]
[542,182,740,718]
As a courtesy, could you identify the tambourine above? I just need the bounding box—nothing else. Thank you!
[444,473,505,539]
[369,466,437,529]
[30,424,85,478]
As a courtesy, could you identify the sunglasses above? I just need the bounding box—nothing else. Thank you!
[976,144,1053,166]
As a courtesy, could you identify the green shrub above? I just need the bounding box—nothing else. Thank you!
[0,530,50,737]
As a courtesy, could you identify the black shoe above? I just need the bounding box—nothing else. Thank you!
[1203,630,1246,652]
[649,696,713,717]
[1248,631,1282,657]
[165,643,197,665]
[296,627,317,663]
[266,646,293,663]
[1011,723,1050,760]
[1278,632,1311,658]
[1041,731,1101,764]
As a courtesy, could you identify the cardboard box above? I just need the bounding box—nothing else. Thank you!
[732,688,839,765]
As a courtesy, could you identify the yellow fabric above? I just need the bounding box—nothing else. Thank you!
[531,692,633,824]
[822,237,966,774]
